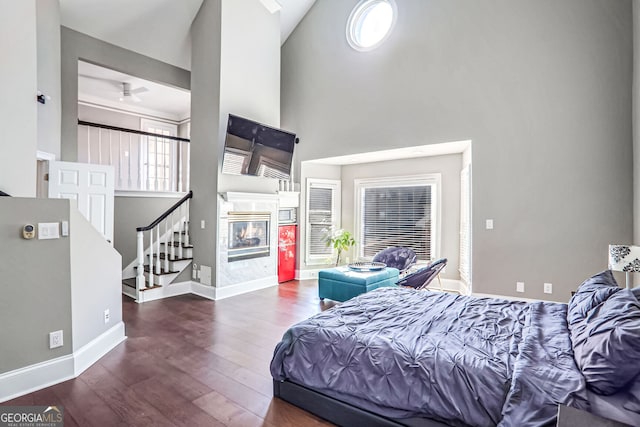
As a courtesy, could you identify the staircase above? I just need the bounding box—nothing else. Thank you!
[122,191,193,303]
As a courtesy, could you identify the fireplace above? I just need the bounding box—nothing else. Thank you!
[228,212,270,262]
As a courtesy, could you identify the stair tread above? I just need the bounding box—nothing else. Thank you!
[122,278,162,291]
[162,242,193,248]
[148,253,193,261]
[133,265,179,275]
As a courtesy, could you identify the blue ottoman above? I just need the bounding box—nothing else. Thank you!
[318,267,400,302]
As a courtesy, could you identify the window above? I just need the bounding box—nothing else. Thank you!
[355,175,440,261]
[306,178,341,265]
[347,0,397,51]
[140,119,177,192]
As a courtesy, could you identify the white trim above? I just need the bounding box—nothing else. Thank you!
[116,191,188,198]
[36,150,56,161]
[190,281,217,301]
[73,322,126,376]
[213,276,278,300]
[221,191,279,202]
[0,323,126,403]
[296,269,322,280]
[471,292,559,304]
[346,0,398,52]
[137,281,192,303]
[78,100,187,124]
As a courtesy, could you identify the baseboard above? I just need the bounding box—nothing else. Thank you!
[190,281,216,300]
[73,322,126,376]
[471,292,558,303]
[213,276,278,300]
[0,323,126,403]
[439,279,470,295]
[138,281,192,303]
[296,269,321,280]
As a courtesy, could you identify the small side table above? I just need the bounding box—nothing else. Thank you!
[556,405,630,427]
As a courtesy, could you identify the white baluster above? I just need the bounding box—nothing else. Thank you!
[148,229,155,288]
[156,225,162,274]
[98,129,102,164]
[155,136,159,191]
[118,132,123,188]
[136,231,145,293]
[170,211,176,260]
[128,133,133,189]
[178,204,184,259]
[177,141,182,193]
[164,219,169,272]
[184,199,190,246]
[186,142,190,191]
[145,136,151,191]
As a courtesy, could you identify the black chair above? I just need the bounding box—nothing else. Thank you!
[372,247,417,274]
[396,258,447,291]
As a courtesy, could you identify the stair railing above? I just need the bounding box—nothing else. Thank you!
[135,191,193,296]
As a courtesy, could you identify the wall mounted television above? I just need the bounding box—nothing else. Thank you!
[222,114,296,180]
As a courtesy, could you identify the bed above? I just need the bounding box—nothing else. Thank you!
[270,270,640,426]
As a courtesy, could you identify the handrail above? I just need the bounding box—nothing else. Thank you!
[137,191,193,231]
[78,120,191,143]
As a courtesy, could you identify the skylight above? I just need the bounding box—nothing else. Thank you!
[347,0,397,51]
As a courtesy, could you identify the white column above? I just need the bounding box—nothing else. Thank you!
[184,199,190,246]
[164,219,170,272]
[170,211,176,260]
[148,229,155,288]
[136,231,145,293]
[178,204,184,259]
[156,225,162,273]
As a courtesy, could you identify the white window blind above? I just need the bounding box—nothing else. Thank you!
[356,175,440,262]
[459,166,471,285]
[306,179,341,264]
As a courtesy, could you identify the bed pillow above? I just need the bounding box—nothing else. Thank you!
[569,287,640,395]
[567,270,619,326]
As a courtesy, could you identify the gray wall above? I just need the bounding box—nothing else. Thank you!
[70,207,122,350]
[61,27,190,162]
[341,154,462,280]
[0,198,73,373]
[114,196,178,267]
[190,0,222,283]
[0,0,37,197]
[635,0,640,249]
[36,0,61,158]
[282,0,633,301]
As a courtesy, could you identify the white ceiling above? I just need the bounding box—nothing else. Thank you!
[78,61,191,122]
[67,1,315,121]
[60,0,315,70]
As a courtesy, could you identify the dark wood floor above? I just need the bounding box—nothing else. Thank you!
[5,280,338,426]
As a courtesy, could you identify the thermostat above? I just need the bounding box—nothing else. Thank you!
[23,224,35,239]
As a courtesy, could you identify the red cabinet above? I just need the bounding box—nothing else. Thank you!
[278,225,297,283]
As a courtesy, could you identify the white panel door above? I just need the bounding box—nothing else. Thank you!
[48,161,115,244]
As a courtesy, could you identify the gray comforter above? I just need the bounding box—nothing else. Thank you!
[270,288,589,426]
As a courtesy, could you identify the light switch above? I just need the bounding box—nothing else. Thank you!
[38,222,60,239]
[485,219,494,230]
[61,221,69,236]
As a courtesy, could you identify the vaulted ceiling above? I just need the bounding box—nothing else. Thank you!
[59,0,316,70]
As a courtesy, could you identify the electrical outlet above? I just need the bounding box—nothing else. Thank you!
[200,220,205,229]
[485,219,494,230]
[544,282,553,294]
[49,330,63,349]
[104,309,110,324]
[516,282,525,293]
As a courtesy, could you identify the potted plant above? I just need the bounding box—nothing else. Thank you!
[327,229,356,266]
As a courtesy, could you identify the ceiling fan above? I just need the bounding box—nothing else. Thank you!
[119,82,149,102]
